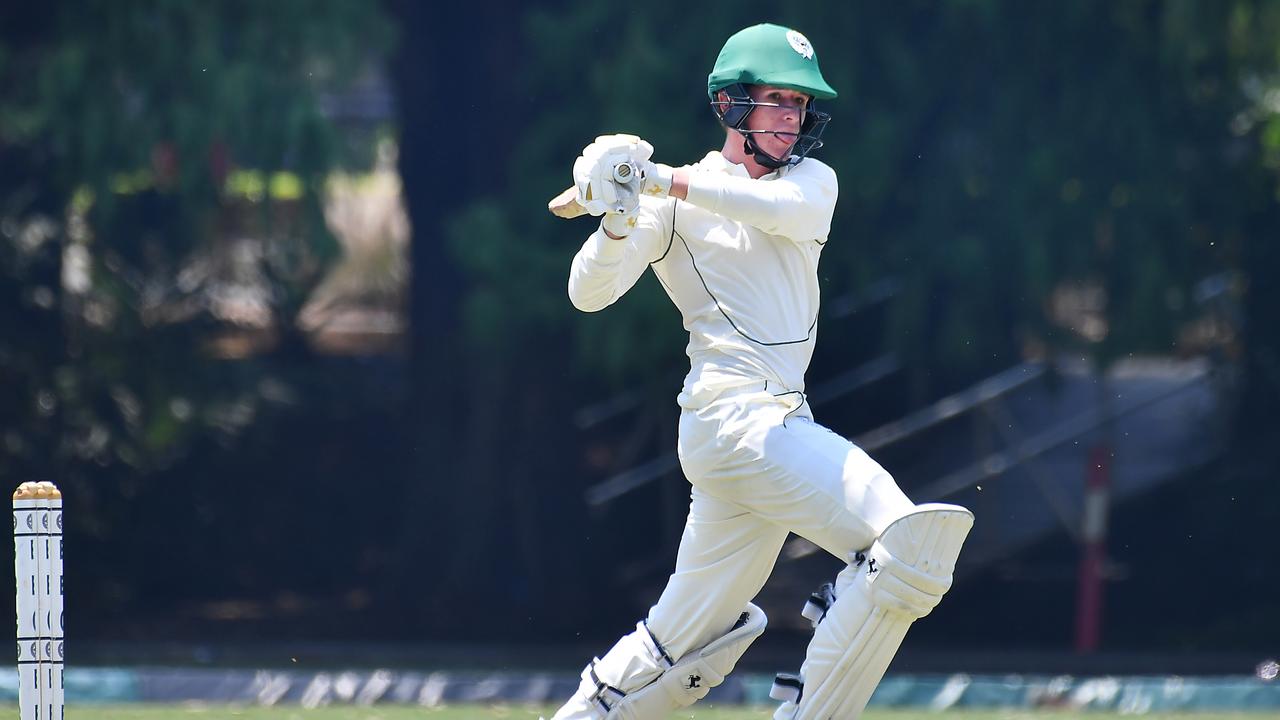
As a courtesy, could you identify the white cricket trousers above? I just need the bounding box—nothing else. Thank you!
[552,387,914,719]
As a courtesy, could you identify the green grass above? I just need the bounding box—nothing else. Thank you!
[32,707,1278,720]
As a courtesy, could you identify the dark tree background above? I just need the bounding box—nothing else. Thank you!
[1,0,1278,659]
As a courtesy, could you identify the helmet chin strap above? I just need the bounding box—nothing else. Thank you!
[743,135,791,170]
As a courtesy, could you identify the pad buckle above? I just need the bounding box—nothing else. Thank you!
[587,659,626,712]
[770,673,804,704]
[801,582,836,627]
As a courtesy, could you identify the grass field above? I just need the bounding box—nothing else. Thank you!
[30,707,1276,720]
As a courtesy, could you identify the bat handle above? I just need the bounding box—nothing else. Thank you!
[612,161,637,185]
[610,161,640,213]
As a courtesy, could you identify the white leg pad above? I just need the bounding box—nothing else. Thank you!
[775,504,974,720]
[606,603,767,719]
[551,619,674,720]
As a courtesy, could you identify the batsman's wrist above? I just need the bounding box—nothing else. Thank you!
[669,169,690,200]
[642,162,674,198]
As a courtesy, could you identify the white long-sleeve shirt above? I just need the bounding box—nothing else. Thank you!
[568,151,838,409]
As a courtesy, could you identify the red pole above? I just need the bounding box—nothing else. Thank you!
[1075,444,1110,653]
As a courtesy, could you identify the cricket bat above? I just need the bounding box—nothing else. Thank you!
[547,185,587,219]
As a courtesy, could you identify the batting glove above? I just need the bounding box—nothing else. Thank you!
[600,207,640,238]
[573,135,655,216]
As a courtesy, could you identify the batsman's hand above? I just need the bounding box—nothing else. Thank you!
[572,134,655,216]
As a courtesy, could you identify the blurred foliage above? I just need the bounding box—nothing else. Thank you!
[0,0,390,469]
[2,0,1280,646]
[0,0,392,619]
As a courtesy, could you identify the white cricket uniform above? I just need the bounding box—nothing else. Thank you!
[554,151,914,718]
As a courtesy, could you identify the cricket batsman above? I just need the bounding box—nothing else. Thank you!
[548,23,974,720]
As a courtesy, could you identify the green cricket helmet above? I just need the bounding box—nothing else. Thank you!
[707,24,836,169]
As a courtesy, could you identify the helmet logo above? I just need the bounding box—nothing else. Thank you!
[786,30,814,60]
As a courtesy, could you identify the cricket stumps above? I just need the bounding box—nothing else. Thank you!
[14,481,64,720]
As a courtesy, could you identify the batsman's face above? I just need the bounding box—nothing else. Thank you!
[745,85,810,159]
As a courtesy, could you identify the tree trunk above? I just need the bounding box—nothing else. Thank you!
[385,0,524,629]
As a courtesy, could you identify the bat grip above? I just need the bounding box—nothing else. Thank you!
[610,161,640,213]
[612,161,637,185]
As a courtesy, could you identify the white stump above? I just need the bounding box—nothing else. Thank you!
[14,482,62,720]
